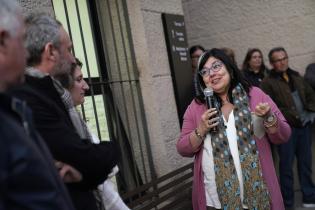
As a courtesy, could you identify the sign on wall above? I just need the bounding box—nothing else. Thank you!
[162,13,193,126]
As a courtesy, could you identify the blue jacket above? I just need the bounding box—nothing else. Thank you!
[0,93,75,210]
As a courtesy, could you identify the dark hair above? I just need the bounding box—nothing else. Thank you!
[268,47,287,63]
[195,48,251,105]
[74,57,83,69]
[221,47,237,67]
[242,48,267,74]
[57,58,83,89]
[189,45,205,57]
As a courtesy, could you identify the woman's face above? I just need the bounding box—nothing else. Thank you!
[70,67,89,106]
[191,49,204,73]
[201,56,230,94]
[249,51,262,71]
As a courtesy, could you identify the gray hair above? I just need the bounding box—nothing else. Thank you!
[0,0,22,37]
[25,13,62,66]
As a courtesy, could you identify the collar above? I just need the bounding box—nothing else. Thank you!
[0,93,29,122]
[25,66,65,96]
[269,68,298,78]
[25,67,49,78]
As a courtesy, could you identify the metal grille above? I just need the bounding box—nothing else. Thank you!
[52,0,156,192]
[52,0,193,209]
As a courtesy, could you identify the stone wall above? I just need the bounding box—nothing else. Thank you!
[126,0,192,176]
[17,0,54,17]
[182,0,315,74]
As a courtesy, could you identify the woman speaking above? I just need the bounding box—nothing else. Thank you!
[177,48,291,210]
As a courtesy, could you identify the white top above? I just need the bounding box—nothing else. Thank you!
[202,111,248,208]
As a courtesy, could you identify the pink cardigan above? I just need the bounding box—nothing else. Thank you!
[176,87,291,210]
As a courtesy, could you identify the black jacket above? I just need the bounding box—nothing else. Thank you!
[10,75,119,210]
[304,63,315,91]
[0,93,75,210]
[242,68,268,87]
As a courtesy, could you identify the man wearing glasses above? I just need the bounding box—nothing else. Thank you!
[261,47,315,209]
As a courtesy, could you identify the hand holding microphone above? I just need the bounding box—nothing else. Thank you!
[203,87,219,133]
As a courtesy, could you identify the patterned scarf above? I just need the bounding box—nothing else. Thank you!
[211,84,270,210]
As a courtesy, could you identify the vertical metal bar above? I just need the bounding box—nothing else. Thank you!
[74,0,102,139]
[114,0,148,182]
[62,0,73,48]
[104,0,140,186]
[51,0,55,13]
[85,0,114,142]
[119,1,158,207]
[87,1,136,194]
[87,1,121,143]
[90,0,140,190]
[121,0,157,181]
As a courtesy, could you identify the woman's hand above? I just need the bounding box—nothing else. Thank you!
[55,161,83,183]
[198,108,219,136]
[189,108,219,152]
[255,102,271,118]
[255,102,278,133]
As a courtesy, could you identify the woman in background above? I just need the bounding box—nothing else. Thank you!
[190,45,206,74]
[177,48,291,210]
[242,48,269,87]
[190,45,206,96]
[221,47,238,67]
[58,58,130,210]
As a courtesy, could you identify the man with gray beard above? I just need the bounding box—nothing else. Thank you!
[10,14,119,210]
[0,0,76,209]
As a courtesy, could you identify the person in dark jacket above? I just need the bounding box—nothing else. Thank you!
[0,0,75,209]
[242,48,269,87]
[261,47,315,209]
[10,14,119,210]
[304,63,315,91]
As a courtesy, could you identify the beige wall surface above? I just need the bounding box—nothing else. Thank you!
[126,0,192,176]
[183,0,315,74]
[17,0,54,16]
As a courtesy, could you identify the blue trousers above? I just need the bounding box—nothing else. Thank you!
[278,125,315,207]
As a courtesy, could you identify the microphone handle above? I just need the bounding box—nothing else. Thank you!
[206,96,218,133]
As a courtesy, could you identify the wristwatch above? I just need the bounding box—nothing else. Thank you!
[263,113,277,128]
[265,114,275,123]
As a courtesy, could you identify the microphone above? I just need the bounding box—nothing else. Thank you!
[204,87,218,133]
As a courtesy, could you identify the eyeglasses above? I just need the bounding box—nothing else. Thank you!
[272,57,288,63]
[199,60,223,77]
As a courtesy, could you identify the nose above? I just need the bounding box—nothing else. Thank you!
[83,80,89,91]
[69,53,76,64]
[208,69,216,77]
